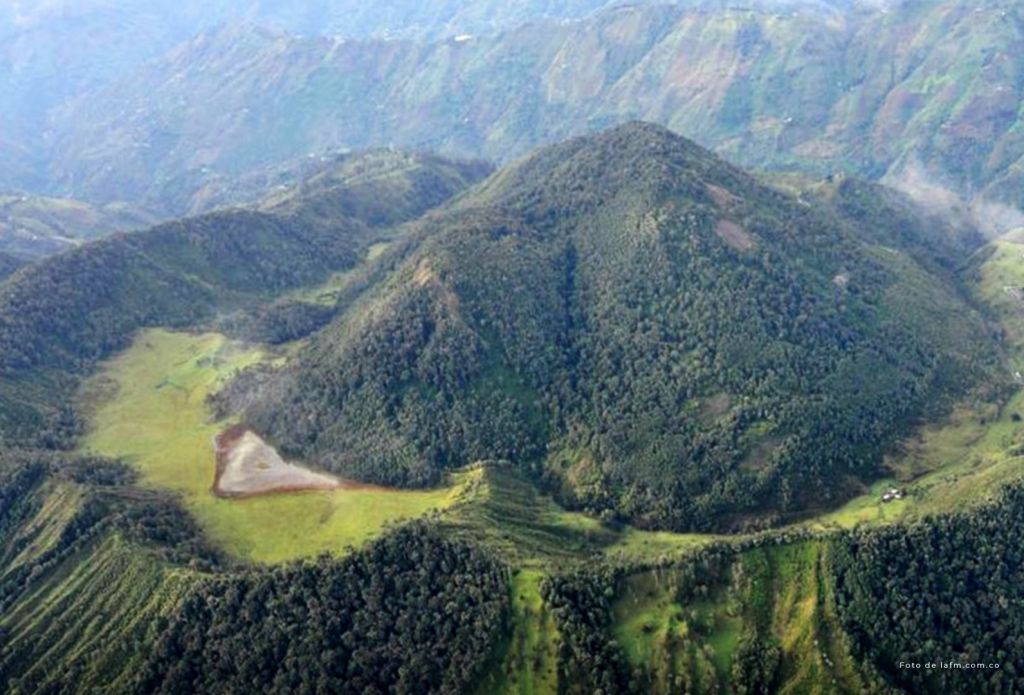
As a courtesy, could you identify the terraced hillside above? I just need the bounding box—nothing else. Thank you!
[0,456,510,694]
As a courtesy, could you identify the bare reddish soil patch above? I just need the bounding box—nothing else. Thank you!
[715,219,756,251]
[706,183,740,208]
[698,392,732,424]
[213,425,379,498]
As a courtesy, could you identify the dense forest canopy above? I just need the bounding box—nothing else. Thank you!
[832,484,1024,694]
[0,150,487,449]
[236,123,1000,530]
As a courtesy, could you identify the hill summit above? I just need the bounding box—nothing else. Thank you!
[234,123,998,530]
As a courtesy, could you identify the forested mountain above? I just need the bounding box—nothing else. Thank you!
[229,123,999,530]
[0,119,1018,693]
[3,2,1024,691]
[0,149,486,448]
[26,0,1023,219]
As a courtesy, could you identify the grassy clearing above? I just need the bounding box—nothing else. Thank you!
[287,240,394,306]
[606,527,717,564]
[610,542,874,694]
[804,389,1024,531]
[443,464,615,569]
[442,463,718,570]
[473,569,559,695]
[79,329,462,564]
[771,542,876,694]
[972,236,1024,368]
[612,568,740,693]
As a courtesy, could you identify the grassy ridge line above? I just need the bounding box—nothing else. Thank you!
[0,532,200,694]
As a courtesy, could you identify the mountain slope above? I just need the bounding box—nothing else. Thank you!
[0,0,556,197]
[42,0,1024,217]
[0,150,487,448]
[0,193,158,259]
[234,123,999,530]
[0,252,23,281]
[0,454,508,695]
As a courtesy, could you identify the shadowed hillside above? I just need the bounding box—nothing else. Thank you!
[0,252,22,281]
[0,193,158,259]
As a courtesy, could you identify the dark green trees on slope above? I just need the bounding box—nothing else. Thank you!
[0,150,488,449]
[0,453,508,695]
[833,484,1024,694]
[238,123,1000,531]
[134,524,508,695]
[0,252,22,282]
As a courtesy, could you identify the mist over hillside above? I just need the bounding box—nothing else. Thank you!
[2,0,1021,236]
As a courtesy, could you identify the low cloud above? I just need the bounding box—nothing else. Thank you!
[889,158,1024,239]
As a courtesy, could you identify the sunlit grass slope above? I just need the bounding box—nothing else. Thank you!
[0,532,198,694]
[473,569,560,695]
[611,542,878,694]
[80,328,462,564]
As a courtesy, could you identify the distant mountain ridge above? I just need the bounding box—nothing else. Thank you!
[26,0,1021,221]
[0,0,619,196]
[0,193,158,259]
